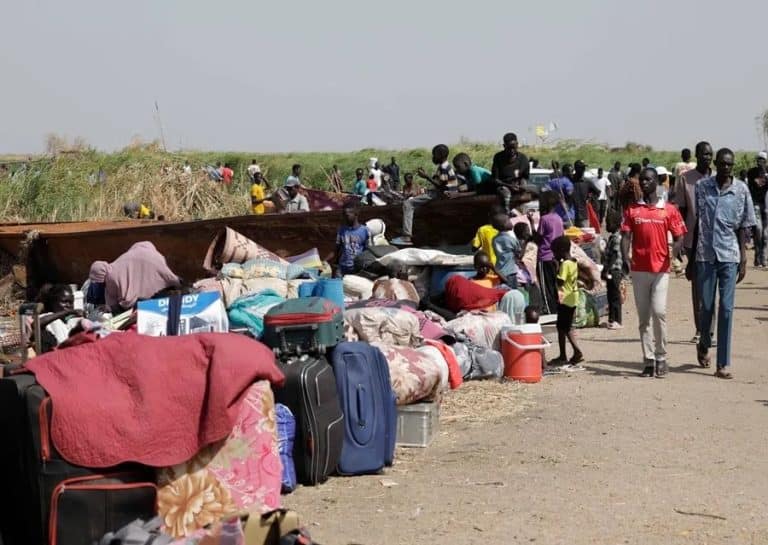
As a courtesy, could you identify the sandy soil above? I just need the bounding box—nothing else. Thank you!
[286,264,768,545]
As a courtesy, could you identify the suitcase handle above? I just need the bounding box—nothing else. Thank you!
[504,336,552,351]
[356,385,367,427]
[276,324,320,357]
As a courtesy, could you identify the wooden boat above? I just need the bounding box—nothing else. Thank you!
[0,190,531,290]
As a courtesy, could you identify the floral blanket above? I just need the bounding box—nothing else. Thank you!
[158,381,282,539]
[344,306,422,347]
[446,311,512,351]
[372,343,445,405]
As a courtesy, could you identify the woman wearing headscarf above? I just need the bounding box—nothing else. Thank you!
[96,242,181,312]
[86,261,109,306]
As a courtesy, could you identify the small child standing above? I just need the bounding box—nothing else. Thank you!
[491,212,520,288]
[603,210,624,329]
[549,235,584,370]
[335,202,369,277]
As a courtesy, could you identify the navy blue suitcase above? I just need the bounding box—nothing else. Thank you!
[330,342,397,475]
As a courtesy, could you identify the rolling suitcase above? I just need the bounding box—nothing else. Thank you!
[0,371,157,545]
[330,343,397,475]
[263,297,343,357]
[272,355,344,486]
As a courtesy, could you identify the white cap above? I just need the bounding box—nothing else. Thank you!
[656,166,669,176]
[758,151,768,160]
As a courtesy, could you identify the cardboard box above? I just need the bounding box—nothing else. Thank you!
[137,292,228,336]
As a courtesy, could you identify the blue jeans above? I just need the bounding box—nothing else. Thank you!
[696,261,738,368]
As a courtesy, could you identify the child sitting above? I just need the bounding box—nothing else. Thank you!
[524,305,540,324]
[548,236,584,370]
[471,206,503,265]
[602,209,624,330]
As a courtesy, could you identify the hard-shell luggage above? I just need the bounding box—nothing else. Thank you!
[330,342,397,475]
[272,355,344,486]
[263,297,344,356]
[0,372,157,545]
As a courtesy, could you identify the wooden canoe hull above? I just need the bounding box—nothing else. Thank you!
[0,193,527,288]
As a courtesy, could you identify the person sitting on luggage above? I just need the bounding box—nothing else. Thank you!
[335,202,369,277]
[453,153,493,193]
[391,144,459,246]
[471,206,503,266]
[35,284,85,353]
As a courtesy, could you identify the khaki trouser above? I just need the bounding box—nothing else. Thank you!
[631,272,669,362]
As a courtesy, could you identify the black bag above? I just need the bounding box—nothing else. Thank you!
[353,245,399,279]
[272,356,344,486]
[0,373,157,545]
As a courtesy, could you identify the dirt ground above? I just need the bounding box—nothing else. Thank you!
[287,262,768,545]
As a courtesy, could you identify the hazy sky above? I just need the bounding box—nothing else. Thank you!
[2,0,767,154]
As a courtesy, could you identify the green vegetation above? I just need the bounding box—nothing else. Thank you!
[0,140,758,223]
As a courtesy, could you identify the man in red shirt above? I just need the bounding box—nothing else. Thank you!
[621,167,687,378]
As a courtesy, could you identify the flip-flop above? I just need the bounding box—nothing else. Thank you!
[714,368,733,380]
[568,353,585,365]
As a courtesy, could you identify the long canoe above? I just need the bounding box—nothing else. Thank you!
[0,191,530,289]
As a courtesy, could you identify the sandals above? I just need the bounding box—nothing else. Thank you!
[655,359,668,379]
[714,368,733,380]
[697,349,711,368]
[640,364,655,378]
[547,357,568,367]
[568,353,585,365]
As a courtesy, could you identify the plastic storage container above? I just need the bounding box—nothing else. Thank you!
[501,325,550,383]
[396,402,440,447]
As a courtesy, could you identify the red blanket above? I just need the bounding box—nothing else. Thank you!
[26,331,284,468]
[444,275,506,313]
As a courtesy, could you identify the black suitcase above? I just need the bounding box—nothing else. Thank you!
[272,355,344,486]
[0,372,157,545]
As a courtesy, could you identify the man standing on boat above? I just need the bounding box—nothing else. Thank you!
[491,132,529,215]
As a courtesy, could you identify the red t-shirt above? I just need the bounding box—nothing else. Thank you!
[621,202,686,273]
[222,167,234,185]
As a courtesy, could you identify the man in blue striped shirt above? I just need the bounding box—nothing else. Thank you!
[692,148,756,379]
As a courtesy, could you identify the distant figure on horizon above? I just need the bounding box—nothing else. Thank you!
[388,157,401,191]
[247,159,261,182]
[329,164,344,192]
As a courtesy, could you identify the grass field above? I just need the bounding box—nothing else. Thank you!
[0,141,758,223]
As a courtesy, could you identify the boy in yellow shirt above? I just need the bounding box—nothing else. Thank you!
[549,235,584,369]
[471,206,504,265]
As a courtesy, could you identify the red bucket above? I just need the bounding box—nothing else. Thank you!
[501,331,550,383]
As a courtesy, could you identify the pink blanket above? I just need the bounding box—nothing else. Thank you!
[26,332,284,468]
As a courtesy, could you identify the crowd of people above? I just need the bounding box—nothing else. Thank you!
[323,134,764,381]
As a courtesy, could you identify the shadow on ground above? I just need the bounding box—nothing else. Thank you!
[585,359,710,378]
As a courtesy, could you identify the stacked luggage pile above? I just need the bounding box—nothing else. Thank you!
[0,224,561,545]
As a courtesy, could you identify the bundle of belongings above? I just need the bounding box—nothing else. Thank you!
[5,220,605,544]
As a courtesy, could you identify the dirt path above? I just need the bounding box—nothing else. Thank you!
[287,268,768,545]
